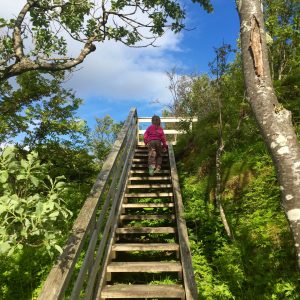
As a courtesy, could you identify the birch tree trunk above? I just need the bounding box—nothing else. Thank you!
[236,0,300,267]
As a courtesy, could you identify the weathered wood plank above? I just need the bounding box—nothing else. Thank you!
[119,214,175,220]
[130,170,170,174]
[107,261,182,272]
[122,203,174,208]
[128,176,171,181]
[112,243,179,251]
[84,122,138,300]
[131,163,169,168]
[127,184,172,189]
[168,144,198,300]
[134,153,168,157]
[124,192,173,198]
[116,227,176,234]
[71,127,138,298]
[101,284,185,298]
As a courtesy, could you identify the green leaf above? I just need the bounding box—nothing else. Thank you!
[16,174,27,180]
[49,211,59,218]
[21,159,28,168]
[36,202,44,216]
[54,244,63,254]
[2,146,15,159]
[30,175,40,187]
[0,241,11,254]
[0,170,9,183]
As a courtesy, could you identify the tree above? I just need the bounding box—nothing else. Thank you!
[0,0,212,81]
[263,0,300,80]
[236,0,300,267]
[209,43,235,239]
[0,70,87,147]
[90,115,123,163]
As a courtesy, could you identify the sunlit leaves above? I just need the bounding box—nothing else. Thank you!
[90,115,123,163]
[0,0,214,79]
[0,71,87,147]
[0,147,72,256]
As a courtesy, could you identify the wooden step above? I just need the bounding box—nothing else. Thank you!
[135,148,149,151]
[130,170,170,174]
[101,284,185,298]
[133,158,168,162]
[129,176,171,181]
[135,152,168,155]
[133,154,169,162]
[112,243,180,251]
[116,227,176,234]
[107,261,182,273]
[122,203,174,208]
[119,214,175,220]
[131,164,169,168]
[127,184,172,189]
[125,192,173,198]
[134,154,168,158]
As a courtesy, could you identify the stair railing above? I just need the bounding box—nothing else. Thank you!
[137,116,198,144]
[168,144,198,299]
[38,108,138,300]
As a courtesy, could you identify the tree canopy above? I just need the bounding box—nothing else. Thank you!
[0,0,212,80]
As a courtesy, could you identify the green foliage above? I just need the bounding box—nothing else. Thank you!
[0,71,88,147]
[171,8,300,294]
[0,246,52,300]
[0,147,72,256]
[177,143,300,299]
[263,0,300,80]
[0,0,213,79]
[90,115,123,163]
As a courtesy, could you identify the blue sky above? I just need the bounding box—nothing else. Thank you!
[73,0,240,127]
[1,0,240,129]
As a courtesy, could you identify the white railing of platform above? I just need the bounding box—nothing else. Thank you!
[137,117,198,145]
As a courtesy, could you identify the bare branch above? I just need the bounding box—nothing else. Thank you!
[13,0,37,61]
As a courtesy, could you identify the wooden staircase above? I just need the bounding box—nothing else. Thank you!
[99,145,191,299]
[38,110,197,300]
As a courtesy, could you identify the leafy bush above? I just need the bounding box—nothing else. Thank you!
[0,147,72,256]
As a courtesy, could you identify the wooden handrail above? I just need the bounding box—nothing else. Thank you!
[168,144,198,300]
[38,108,138,300]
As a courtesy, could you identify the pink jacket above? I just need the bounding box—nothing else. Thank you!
[144,125,167,147]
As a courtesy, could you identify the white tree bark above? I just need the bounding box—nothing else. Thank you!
[237,0,300,267]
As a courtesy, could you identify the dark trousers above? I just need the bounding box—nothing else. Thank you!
[147,140,163,167]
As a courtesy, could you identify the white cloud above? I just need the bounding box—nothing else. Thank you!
[0,0,24,18]
[65,34,182,104]
[1,1,183,106]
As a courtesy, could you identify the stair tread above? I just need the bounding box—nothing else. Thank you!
[134,154,168,158]
[125,192,173,197]
[101,284,184,298]
[130,170,170,174]
[120,214,175,220]
[107,261,182,272]
[116,227,176,234]
[127,184,172,189]
[129,176,171,180]
[112,243,180,251]
[133,158,168,162]
[132,164,169,168]
[122,203,174,208]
